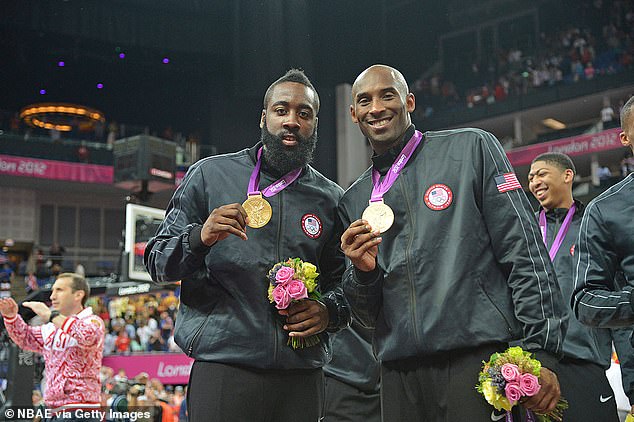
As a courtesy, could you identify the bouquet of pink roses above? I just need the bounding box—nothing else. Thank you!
[476,346,568,422]
[267,257,320,349]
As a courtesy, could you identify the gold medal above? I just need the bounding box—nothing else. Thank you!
[242,193,272,228]
[362,200,394,233]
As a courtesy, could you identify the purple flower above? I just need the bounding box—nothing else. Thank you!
[268,263,282,283]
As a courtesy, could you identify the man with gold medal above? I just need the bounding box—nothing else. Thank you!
[145,69,350,422]
[338,65,567,421]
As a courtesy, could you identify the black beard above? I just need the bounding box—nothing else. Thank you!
[260,126,317,175]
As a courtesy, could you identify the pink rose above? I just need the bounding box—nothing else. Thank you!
[501,363,521,382]
[286,279,308,300]
[519,373,541,396]
[272,284,291,309]
[505,382,523,403]
[275,266,295,284]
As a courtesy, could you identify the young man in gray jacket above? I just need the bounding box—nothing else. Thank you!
[529,152,634,421]
[573,95,634,416]
[339,64,567,421]
[145,69,349,422]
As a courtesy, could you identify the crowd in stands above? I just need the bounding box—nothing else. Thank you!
[28,363,188,421]
[99,367,187,422]
[89,291,182,356]
[411,0,634,121]
[15,245,81,294]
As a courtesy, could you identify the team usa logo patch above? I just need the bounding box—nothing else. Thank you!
[424,184,453,211]
[570,244,575,256]
[301,214,322,239]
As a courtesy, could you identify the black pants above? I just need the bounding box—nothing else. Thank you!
[187,360,324,422]
[381,343,519,422]
[556,358,619,422]
[323,376,380,422]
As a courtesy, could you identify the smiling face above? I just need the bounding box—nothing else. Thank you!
[350,65,415,154]
[528,160,574,210]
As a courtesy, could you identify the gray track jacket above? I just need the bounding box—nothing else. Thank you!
[145,144,350,369]
[340,125,567,369]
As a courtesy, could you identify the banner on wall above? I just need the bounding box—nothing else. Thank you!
[0,154,188,186]
[102,353,194,384]
[506,127,623,167]
[0,155,113,183]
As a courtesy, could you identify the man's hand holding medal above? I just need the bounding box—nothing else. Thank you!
[341,130,423,273]
[201,203,249,246]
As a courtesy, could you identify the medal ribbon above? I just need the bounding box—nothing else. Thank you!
[370,130,423,202]
[539,204,576,261]
[504,409,536,421]
[247,147,302,198]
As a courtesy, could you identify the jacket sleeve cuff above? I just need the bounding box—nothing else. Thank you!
[353,266,382,286]
[188,225,212,255]
[320,297,350,332]
[2,314,18,323]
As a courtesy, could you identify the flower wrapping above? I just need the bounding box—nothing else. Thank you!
[267,258,321,349]
[476,346,568,422]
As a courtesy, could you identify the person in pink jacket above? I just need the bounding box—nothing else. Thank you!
[0,273,104,419]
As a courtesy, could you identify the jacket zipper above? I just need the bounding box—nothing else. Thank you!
[186,317,208,356]
[273,191,283,362]
[400,178,421,346]
[478,281,514,335]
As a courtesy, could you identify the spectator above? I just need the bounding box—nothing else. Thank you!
[0,263,13,299]
[621,151,634,177]
[178,395,188,422]
[148,329,164,352]
[49,242,65,268]
[115,330,131,354]
[113,368,128,383]
[130,335,144,353]
[25,272,38,294]
[32,389,45,422]
[77,144,90,163]
[597,164,612,187]
[159,311,173,345]
[601,103,616,123]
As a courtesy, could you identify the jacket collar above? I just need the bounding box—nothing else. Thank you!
[370,125,417,175]
[541,198,585,220]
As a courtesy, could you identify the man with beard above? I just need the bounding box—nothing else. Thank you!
[145,69,349,422]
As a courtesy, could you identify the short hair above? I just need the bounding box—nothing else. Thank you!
[263,68,320,112]
[621,95,634,127]
[531,152,576,175]
[57,272,91,306]
[351,64,410,101]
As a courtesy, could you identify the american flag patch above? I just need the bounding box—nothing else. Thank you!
[495,173,522,193]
